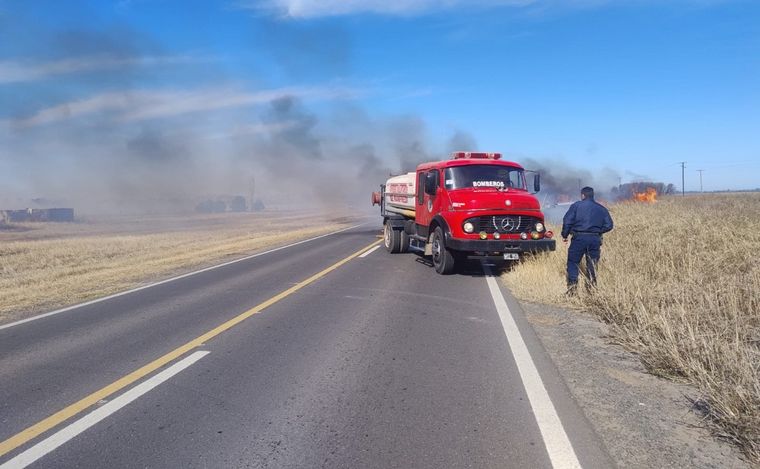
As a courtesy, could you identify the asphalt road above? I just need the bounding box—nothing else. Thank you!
[0,224,612,468]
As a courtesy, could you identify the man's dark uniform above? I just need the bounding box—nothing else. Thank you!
[561,187,613,289]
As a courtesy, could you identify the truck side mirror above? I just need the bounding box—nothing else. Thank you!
[533,173,541,193]
[424,172,438,196]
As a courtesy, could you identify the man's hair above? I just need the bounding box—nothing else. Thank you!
[581,186,594,199]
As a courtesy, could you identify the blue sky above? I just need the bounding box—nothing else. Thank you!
[0,0,758,209]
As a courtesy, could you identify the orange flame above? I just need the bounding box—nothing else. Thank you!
[633,187,657,203]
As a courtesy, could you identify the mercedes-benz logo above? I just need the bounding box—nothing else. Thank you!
[499,217,517,232]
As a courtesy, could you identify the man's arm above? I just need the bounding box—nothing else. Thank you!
[561,203,577,239]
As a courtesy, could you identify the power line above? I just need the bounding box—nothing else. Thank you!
[690,161,758,170]
[679,162,686,196]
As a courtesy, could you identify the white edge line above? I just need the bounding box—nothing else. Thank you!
[358,245,381,258]
[485,271,583,469]
[0,350,210,469]
[0,223,368,331]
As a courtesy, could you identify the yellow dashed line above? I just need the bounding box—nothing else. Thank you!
[0,239,381,458]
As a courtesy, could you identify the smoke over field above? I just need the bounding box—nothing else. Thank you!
[520,157,620,203]
[1,89,457,214]
[0,12,480,215]
[0,9,630,216]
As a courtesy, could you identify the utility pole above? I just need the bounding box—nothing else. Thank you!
[697,169,704,192]
[679,162,686,196]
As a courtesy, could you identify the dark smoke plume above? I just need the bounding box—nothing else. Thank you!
[521,157,620,203]
[261,96,323,161]
[446,130,477,154]
[390,115,431,173]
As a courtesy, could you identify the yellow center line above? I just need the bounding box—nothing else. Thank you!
[0,239,382,458]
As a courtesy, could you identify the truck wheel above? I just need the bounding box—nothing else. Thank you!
[399,231,410,253]
[384,223,402,253]
[431,227,455,274]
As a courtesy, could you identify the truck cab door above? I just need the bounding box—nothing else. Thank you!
[416,170,438,235]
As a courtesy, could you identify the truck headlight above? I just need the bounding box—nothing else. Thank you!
[535,222,545,233]
[463,221,475,233]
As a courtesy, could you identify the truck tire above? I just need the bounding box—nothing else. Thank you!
[384,223,402,253]
[431,227,455,274]
[399,230,410,253]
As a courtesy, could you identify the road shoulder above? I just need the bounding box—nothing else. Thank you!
[519,301,749,469]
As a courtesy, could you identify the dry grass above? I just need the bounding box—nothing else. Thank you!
[0,211,355,321]
[503,193,760,463]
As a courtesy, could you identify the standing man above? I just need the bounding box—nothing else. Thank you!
[561,186,613,294]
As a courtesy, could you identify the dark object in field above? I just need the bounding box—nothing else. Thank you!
[0,208,75,222]
[195,200,227,213]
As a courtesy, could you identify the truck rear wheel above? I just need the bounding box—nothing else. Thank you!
[384,223,402,253]
[431,227,455,274]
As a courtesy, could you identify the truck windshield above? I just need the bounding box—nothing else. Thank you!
[444,165,526,190]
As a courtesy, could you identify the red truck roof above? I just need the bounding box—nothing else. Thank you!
[416,152,525,172]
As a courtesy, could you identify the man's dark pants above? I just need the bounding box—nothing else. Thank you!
[567,234,601,287]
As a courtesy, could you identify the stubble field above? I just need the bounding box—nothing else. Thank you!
[502,192,760,463]
[0,211,355,322]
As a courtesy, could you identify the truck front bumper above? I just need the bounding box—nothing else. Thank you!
[445,236,556,254]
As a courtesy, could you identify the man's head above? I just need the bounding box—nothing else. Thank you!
[581,186,594,200]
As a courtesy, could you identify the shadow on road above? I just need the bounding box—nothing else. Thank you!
[411,252,516,278]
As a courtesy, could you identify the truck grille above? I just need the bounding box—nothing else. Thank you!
[468,215,541,234]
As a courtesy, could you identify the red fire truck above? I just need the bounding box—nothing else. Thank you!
[372,151,556,274]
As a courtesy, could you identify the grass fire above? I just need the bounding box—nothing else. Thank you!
[633,187,658,203]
